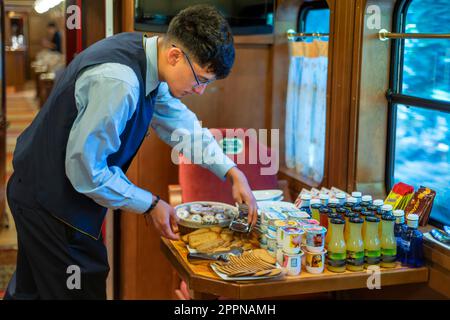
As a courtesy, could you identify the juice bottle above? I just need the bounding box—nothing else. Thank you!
[379,204,393,238]
[373,199,384,216]
[360,210,375,240]
[380,214,397,268]
[319,193,330,206]
[327,198,340,214]
[346,217,365,271]
[310,199,322,222]
[336,207,348,221]
[364,216,381,268]
[327,218,346,273]
[319,207,331,229]
[344,197,357,212]
[336,192,347,206]
[393,209,407,261]
[299,194,312,216]
[400,214,424,268]
[361,195,373,208]
[351,192,362,205]
[352,205,364,218]
[325,213,340,248]
[344,212,358,242]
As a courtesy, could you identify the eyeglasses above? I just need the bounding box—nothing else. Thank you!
[172,44,215,88]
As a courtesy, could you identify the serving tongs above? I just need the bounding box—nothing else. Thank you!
[229,203,261,233]
[187,247,243,264]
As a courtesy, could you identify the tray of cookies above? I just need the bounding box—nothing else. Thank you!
[175,201,238,230]
[181,227,260,254]
[210,249,283,281]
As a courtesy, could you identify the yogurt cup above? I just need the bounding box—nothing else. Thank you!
[282,251,304,276]
[304,248,327,274]
[274,220,288,246]
[276,246,284,265]
[260,233,268,247]
[303,219,320,226]
[282,226,305,254]
[260,223,268,234]
[304,225,327,253]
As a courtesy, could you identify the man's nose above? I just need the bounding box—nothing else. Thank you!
[193,84,207,95]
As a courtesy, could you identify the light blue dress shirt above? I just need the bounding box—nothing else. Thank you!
[65,36,236,213]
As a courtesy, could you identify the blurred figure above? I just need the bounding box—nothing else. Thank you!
[41,21,61,53]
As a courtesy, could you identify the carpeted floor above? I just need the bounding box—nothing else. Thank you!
[0,84,39,297]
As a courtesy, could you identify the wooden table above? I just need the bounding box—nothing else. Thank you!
[161,238,429,299]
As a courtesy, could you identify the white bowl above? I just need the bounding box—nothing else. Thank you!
[252,189,284,202]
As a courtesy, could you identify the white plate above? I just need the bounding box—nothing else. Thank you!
[175,201,238,229]
[210,263,283,281]
[252,189,284,202]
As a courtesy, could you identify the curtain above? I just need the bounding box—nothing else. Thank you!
[285,40,328,183]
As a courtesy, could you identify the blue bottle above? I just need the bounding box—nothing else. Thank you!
[400,214,424,267]
[393,210,407,261]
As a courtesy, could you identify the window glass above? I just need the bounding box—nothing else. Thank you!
[402,0,450,101]
[393,104,450,225]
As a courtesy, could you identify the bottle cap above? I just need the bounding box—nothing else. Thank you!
[352,191,362,198]
[366,216,380,223]
[336,207,348,214]
[319,207,331,214]
[352,206,363,213]
[347,197,357,204]
[373,199,384,207]
[319,193,330,200]
[345,212,359,218]
[329,198,340,205]
[362,195,372,202]
[407,213,419,221]
[330,218,345,225]
[336,192,346,199]
[382,214,396,221]
[328,213,340,219]
[349,217,364,224]
[381,204,393,212]
[393,209,405,217]
[301,194,312,200]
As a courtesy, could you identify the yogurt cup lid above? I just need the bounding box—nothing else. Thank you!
[304,219,320,225]
[274,220,287,227]
[305,226,327,234]
[282,226,304,234]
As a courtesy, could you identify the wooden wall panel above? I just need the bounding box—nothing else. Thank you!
[354,0,396,199]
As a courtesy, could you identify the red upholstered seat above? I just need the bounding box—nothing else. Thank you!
[178,128,278,205]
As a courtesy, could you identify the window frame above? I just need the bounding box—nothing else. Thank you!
[386,0,450,228]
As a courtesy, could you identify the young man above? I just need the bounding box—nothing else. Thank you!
[5,5,257,299]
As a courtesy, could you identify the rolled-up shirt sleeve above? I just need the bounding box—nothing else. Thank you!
[65,63,153,213]
[151,83,236,180]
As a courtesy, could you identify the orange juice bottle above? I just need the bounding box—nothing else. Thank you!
[364,216,381,269]
[327,219,346,273]
[380,214,397,268]
[346,217,364,271]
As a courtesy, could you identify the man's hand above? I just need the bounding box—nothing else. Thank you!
[226,167,258,227]
[147,197,180,240]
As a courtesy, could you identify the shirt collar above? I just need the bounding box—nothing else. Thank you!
[144,35,160,96]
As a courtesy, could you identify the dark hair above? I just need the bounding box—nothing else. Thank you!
[166,4,235,79]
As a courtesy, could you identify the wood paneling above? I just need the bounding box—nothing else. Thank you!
[82,0,105,47]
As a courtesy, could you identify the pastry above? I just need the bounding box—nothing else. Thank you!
[190,214,202,223]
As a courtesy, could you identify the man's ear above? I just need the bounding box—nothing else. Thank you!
[167,47,182,66]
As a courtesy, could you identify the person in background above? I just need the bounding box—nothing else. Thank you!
[41,21,61,53]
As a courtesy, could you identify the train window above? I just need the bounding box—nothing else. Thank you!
[284,3,330,184]
[388,0,450,227]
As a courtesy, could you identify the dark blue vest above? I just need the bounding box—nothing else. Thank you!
[12,32,158,239]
